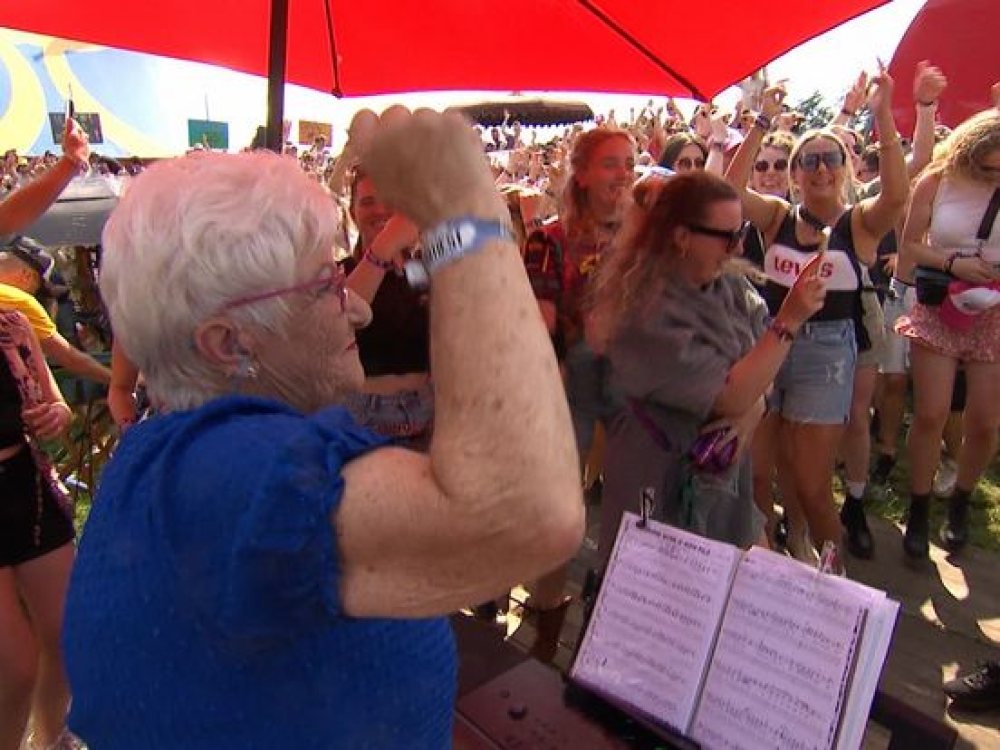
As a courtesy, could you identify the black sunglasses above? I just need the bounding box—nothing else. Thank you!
[754,158,789,173]
[675,156,706,171]
[798,151,846,172]
[687,221,751,252]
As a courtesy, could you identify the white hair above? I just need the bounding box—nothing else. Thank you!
[100,150,339,410]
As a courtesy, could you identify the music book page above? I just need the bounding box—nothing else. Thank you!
[571,512,741,734]
[690,547,869,750]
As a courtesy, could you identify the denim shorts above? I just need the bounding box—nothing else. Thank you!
[564,341,618,456]
[345,383,434,451]
[880,280,916,375]
[770,319,857,425]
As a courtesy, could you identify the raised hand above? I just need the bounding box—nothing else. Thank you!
[779,250,828,328]
[363,110,508,231]
[843,70,870,115]
[867,62,895,119]
[759,84,787,121]
[913,60,947,105]
[62,117,90,171]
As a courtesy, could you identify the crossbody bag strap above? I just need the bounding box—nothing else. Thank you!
[976,187,1000,242]
[627,398,673,452]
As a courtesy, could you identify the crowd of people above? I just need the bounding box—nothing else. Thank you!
[1,60,999,747]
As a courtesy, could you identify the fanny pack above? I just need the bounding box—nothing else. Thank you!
[915,186,1000,306]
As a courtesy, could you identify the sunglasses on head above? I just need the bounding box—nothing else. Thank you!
[687,220,751,252]
[797,151,846,172]
[675,157,706,171]
[754,158,789,173]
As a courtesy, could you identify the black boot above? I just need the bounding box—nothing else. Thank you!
[840,494,874,559]
[942,489,972,552]
[903,494,930,560]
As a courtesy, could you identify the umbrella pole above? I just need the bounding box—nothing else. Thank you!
[265,0,289,152]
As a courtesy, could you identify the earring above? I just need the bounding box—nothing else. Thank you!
[236,355,258,380]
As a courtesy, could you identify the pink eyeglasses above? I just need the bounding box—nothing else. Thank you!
[222,263,349,313]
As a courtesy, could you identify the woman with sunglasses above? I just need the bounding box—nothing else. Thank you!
[658,132,709,173]
[725,77,907,572]
[895,107,1000,559]
[61,112,584,748]
[589,170,825,555]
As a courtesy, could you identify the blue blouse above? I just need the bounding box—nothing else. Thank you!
[64,395,456,749]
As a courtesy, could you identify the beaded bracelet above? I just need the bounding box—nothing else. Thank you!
[363,250,394,272]
[769,319,797,343]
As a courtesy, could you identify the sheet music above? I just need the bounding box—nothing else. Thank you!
[571,512,740,734]
[835,586,899,750]
[690,548,869,750]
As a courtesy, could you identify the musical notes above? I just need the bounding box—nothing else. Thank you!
[572,513,740,732]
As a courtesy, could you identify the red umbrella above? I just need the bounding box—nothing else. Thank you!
[1,0,888,145]
[889,0,1000,133]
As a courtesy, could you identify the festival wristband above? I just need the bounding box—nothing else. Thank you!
[404,217,515,289]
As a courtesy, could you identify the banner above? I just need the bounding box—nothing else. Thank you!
[298,120,332,146]
[49,112,105,144]
[187,119,229,150]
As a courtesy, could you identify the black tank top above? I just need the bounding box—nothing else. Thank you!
[343,257,430,377]
[762,207,862,321]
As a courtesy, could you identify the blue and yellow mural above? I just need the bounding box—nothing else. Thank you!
[0,31,188,156]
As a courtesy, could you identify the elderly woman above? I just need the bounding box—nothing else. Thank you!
[62,111,583,748]
[590,171,825,558]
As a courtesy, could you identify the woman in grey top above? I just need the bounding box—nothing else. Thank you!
[590,171,825,561]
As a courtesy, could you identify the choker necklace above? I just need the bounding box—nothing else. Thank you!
[798,205,831,232]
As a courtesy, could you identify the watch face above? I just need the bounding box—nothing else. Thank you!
[404,259,430,290]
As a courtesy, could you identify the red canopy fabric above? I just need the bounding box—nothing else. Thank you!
[890,0,999,133]
[2,0,889,100]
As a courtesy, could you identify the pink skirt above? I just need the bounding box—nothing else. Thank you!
[895,303,1000,363]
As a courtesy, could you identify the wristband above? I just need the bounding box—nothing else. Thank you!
[363,250,395,272]
[753,114,772,132]
[916,99,938,108]
[768,319,797,343]
[840,108,856,118]
[709,141,726,153]
[404,217,515,289]
[944,252,961,274]
[878,136,902,150]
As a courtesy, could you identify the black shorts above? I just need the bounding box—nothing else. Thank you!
[0,446,75,567]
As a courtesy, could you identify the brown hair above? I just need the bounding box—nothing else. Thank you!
[560,128,635,240]
[940,109,1000,184]
[589,171,740,347]
[658,132,709,170]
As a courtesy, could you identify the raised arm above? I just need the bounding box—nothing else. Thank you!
[907,61,948,179]
[856,67,908,263]
[337,111,584,618]
[723,86,789,239]
[0,119,89,235]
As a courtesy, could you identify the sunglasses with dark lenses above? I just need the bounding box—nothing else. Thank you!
[754,158,789,173]
[675,157,706,171]
[687,221,751,252]
[797,151,846,172]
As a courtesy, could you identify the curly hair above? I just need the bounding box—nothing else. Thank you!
[588,171,740,349]
[560,128,635,240]
[940,109,1000,183]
